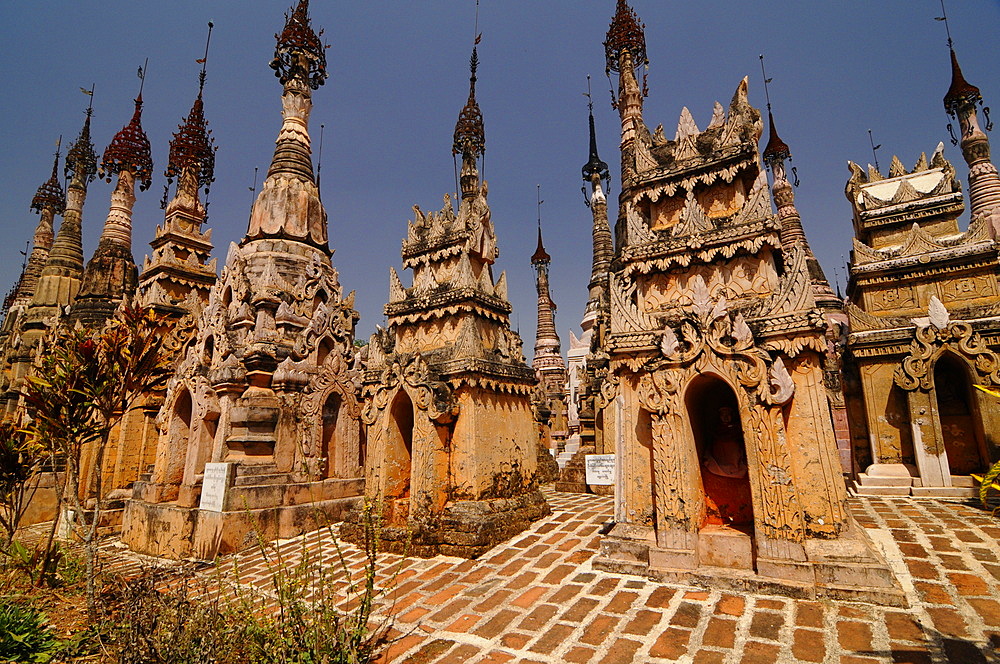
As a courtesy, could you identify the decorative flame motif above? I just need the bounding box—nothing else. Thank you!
[270,0,328,90]
[453,46,485,159]
[101,96,154,191]
[65,109,98,184]
[604,0,647,74]
[31,148,65,214]
[166,95,215,193]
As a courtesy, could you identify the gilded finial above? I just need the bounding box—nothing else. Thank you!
[453,25,485,160]
[31,138,66,215]
[270,0,328,90]
[101,64,154,192]
[604,0,647,75]
[165,22,216,201]
[65,87,98,185]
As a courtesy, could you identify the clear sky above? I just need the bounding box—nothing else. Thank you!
[1,1,998,355]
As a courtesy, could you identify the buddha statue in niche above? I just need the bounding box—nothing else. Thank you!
[701,406,753,527]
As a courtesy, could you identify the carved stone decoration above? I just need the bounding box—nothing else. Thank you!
[927,295,950,330]
[597,28,898,600]
[895,320,1000,391]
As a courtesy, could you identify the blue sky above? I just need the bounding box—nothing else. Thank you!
[1,1,998,353]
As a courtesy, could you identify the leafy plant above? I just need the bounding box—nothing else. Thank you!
[0,603,56,662]
[21,304,173,621]
[971,384,1000,514]
[0,419,49,549]
[3,541,63,588]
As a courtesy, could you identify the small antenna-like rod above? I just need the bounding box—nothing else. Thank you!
[585,74,593,112]
[198,21,215,94]
[473,0,480,45]
[248,166,259,209]
[536,184,543,229]
[759,54,773,112]
[137,58,149,97]
[868,129,882,173]
[317,123,325,188]
[83,84,95,113]
[936,0,953,49]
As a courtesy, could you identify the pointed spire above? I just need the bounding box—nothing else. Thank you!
[65,104,98,187]
[246,1,329,250]
[531,225,550,265]
[270,0,327,90]
[763,110,791,165]
[582,82,610,186]
[943,48,982,116]
[100,95,154,192]
[604,0,647,75]
[453,41,486,163]
[165,23,216,200]
[30,142,65,216]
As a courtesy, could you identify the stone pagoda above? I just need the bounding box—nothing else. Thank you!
[593,1,900,603]
[122,0,363,559]
[846,48,1000,497]
[0,145,62,342]
[561,96,616,487]
[346,41,547,558]
[68,90,153,327]
[102,39,222,524]
[1,106,98,418]
[530,224,568,465]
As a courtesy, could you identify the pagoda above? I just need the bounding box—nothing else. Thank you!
[122,1,363,559]
[845,46,1000,497]
[345,38,548,558]
[593,1,900,603]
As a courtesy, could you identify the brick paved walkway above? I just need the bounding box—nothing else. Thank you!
[206,489,1000,664]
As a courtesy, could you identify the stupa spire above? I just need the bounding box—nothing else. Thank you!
[759,57,839,311]
[582,81,612,316]
[70,73,152,326]
[246,0,329,251]
[15,142,64,306]
[163,22,216,215]
[604,0,647,176]
[530,192,564,398]
[37,99,97,290]
[940,27,1000,237]
[454,34,486,200]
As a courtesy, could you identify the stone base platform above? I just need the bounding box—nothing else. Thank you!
[594,522,907,607]
[122,474,363,559]
[342,489,550,559]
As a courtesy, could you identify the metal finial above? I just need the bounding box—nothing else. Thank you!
[868,129,882,173]
[936,0,953,49]
[759,54,773,112]
[249,166,259,208]
[197,22,215,95]
[317,123,325,189]
[537,184,543,230]
[137,58,148,98]
[271,0,328,90]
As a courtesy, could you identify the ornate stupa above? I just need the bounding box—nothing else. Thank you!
[69,88,154,326]
[592,0,901,604]
[846,46,1000,498]
[345,37,548,558]
[123,1,364,559]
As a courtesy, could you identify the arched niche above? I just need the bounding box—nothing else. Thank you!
[684,375,753,532]
[634,408,656,529]
[164,389,193,487]
[384,389,414,514]
[321,391,341,478]
[933,353,987,475]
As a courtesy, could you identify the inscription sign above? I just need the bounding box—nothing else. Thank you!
[199,462,233,512]
[585,454,616,486]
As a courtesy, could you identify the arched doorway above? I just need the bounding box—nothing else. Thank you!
[321,393,340,478]
[385,390,414,523]
[934,355,986,475]
[165,389,193,487]
[686,376,753,530]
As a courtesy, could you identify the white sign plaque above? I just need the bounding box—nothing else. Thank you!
[199,462,233,512]
[585,454,616,486]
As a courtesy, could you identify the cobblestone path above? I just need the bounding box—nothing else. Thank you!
[206,490,1000,664]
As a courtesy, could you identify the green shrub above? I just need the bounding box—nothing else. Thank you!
[0,602,56,662]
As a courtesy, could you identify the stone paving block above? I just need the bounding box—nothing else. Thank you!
[563,646,595,663]
[648,626,693,660]
[702,617,737,648]
[406,638,456,664]
[443,613,479,633]
[590,576,618,596]
[605,590,638,614]
[527,622,574,654]
[500,632,530,649]
[517,604,558,631]
[884,611,924,642]
[623,608,662,635]
[837,620,873,652]
[749,610,785,641]
[646,586,677,609]
[741,640,781,664]
[670,601,702,628]
[792,628,825,662]
[580,613,620,646]
[716,594,746,617]
[561,597,599,623]
[472,608,519,639]
[511,586,549,609]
